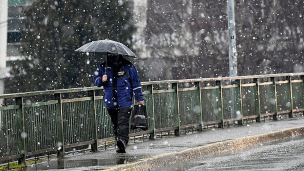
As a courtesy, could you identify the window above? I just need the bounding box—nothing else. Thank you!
[7,1,35,58]
[8,0,26,5]
[8,0,36,5]
[7,18,25,31]
[7,44,22,57]
[7,31,22,43]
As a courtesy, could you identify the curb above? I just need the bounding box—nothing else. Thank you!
[103,126,304,171]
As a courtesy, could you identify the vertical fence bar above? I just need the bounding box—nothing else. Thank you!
[271,77,278,120]
[236,80,243,125]
[216,81,224,128]
[195,82,203,131]
[147,85,155,140]
[88,90,98,152]
[54,93,64,158]
[16,97,26,165]
[254,78,261,122]
[288,76,293,118]
[172,83,180,136]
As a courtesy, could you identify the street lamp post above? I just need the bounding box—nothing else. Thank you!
[227,0,238,123]
[227,0,237,77]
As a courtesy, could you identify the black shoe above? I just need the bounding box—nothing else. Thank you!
[116,139,126,153]
[116,148,126,153]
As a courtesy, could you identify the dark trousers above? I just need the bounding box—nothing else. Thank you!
[107,107,132,144]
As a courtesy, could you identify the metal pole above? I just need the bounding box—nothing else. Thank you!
[227,0,237,77]
[228,0,238,123]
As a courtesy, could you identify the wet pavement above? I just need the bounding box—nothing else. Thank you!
[24,116,304,170]
[157,134,304,171]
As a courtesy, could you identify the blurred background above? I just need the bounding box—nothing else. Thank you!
[0,0,303,94]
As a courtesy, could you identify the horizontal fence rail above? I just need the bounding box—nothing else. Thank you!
[1,73,304,165]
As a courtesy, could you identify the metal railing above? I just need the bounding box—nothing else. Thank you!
[1,73,304,165]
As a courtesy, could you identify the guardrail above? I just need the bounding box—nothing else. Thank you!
[1,73,304,165]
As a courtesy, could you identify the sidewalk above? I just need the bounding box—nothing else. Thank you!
[26,116,304,171]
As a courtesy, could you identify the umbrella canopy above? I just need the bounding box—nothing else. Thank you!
[75,39,136,58]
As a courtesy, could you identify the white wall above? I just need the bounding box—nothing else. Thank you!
[0,0,8,128]
[0,0,7,69]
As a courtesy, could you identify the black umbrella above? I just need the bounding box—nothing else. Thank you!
[75,39,136,74]
[75,39,136,58]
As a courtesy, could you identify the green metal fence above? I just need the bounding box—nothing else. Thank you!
[1,73,304,165]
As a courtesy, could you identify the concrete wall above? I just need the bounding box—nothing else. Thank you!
[132,0,149,58]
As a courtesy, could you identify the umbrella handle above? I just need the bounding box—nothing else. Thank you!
[105,58,107,74]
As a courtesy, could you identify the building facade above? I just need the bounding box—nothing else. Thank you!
[0,0,37,95]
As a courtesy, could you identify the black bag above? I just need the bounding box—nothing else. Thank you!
[131,105,148,130]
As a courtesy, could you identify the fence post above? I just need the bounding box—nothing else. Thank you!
[16,97,26,165]
[54,93,64,158]
[235,80,243,125]
[301,76,304,110]
[287,76,293,118]
[195,82,203,131]
[216,81,224,128]
[254,78,261,122]
[147,84,155,140]
[88,90,98,152]
[172,83,180,136]
[271,77,278,121]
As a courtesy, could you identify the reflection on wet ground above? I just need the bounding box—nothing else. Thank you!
[24,153,146,170]
[155,134,304,171]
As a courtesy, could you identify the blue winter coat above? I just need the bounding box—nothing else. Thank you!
[93,59,144,109]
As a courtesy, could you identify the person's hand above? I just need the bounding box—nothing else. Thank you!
[102,74,107,82]
[137,101,144,105]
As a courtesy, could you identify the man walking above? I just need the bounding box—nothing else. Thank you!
[93,53,144,153]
